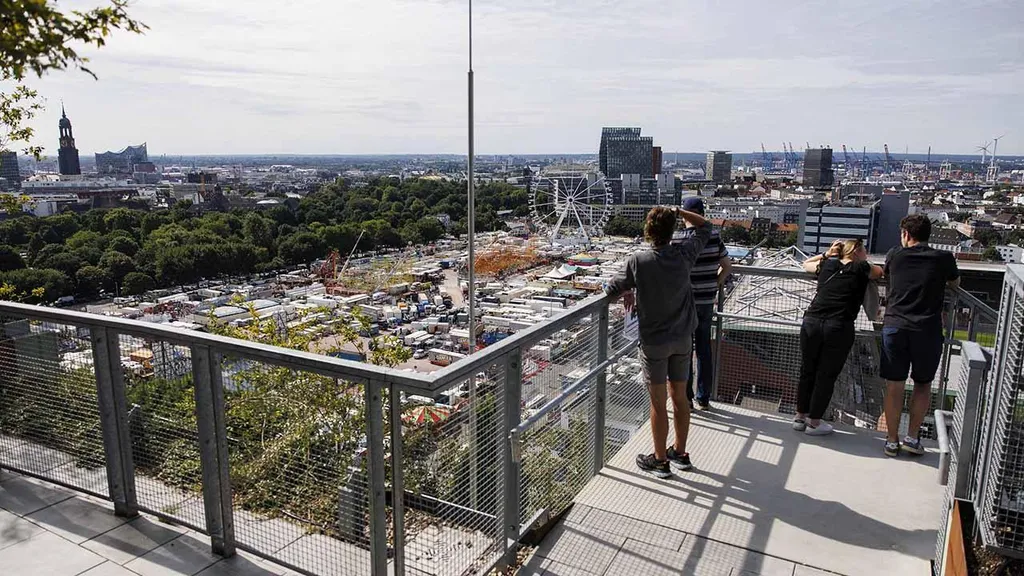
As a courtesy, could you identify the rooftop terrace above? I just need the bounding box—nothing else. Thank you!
[0,262,999,576]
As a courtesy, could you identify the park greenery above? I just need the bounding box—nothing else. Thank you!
[0,177,531,302]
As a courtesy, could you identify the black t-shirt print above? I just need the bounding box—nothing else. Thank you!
[806,258,872,321]
[883,245,960,331]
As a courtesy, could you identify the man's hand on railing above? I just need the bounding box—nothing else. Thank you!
[622,290,636,315]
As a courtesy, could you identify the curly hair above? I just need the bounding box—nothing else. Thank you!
[644,207,676,246]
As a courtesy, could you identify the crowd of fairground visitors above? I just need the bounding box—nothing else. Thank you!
[605,199,959,478]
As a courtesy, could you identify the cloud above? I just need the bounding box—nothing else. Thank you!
[13,0,1024,155]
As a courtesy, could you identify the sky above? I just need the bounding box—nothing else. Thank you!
[11,0,1024,156]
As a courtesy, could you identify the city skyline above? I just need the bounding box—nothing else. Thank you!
[10,0,1024,156]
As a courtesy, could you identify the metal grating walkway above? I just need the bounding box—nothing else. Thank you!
[522,404,942,576]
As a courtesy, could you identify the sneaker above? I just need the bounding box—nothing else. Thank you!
[666,446,693,471]
[804,421,834,436]
[884,440,900,457]
[901,436,925,456]
[697,399,711,411]
[636,453,671,478]
[792,418,807,432]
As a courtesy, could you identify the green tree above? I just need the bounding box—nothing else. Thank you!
[242,213,274,250]
[99,249,135,283]
[103,208,140,233]
[0,244,25,271]
[0,268,70,302]
[107,235,139,257]
[277,231,325,265]
[720,224,752,245]
[983,246,1003,262]
[121,271,154,296]
[75,265,109,298]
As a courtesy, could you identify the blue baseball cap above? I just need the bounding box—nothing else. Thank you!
[682,196,705,215]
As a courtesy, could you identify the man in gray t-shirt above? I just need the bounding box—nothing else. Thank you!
[606,206,711,478]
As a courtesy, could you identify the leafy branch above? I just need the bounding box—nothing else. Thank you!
[1,0,148,81]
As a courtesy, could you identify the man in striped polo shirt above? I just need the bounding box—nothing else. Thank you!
[672,196,731,409]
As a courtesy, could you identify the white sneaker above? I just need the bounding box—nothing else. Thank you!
[805,422,834,436]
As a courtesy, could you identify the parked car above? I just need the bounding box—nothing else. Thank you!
[413,349,427,360]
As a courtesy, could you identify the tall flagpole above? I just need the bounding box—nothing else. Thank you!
[467,0,475,361]
[466,0,478,508]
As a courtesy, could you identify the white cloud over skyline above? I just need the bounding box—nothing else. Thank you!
[10,0,1024,155]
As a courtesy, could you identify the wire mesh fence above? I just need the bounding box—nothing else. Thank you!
[977,272,1024,554]
[116,333,206,531]
[219,356,372,576]
[0,315,108,498]
[518,312,600,526]
[604,302,647,463]
[398,359,507,576]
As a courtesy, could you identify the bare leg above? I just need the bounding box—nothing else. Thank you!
[906,382,932,440]
[884,380,905,442]
[648,382,669,460]
[668,380,690,453]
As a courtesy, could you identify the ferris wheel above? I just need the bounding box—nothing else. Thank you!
[529,173,612,243]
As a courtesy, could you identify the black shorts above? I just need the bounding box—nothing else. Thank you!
[880,326,944,384]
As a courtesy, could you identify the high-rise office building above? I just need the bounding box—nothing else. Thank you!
[803,148,834,188]
[0,151,19,191]
[705,151,732,184]
[652,146,663,175]
[797,190,909,255]
[599,127,654,178]
[57,105,81,176]
[96,143,148,175]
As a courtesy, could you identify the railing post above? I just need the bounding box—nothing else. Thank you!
[389,384,405,576]
[956,341,988,500]
[937,292,958,407]
[593,303,609,474]
[365,380,388,576]
[711,284,725,401]
[191,345,235,557]
[500,348,523,572]
[967,302,978,343]
[90,326,138,518]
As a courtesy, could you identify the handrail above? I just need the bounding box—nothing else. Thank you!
[512,337,637,438]
[0,299,435,392]
[428,293,610,391]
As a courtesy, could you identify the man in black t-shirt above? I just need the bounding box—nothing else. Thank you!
[881,214,960,457]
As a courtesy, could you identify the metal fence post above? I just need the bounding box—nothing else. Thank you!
[967,302,978,343]
[500,348,523,572]
[937,293,958,406]
[191,345,235,557]
[365,380,388,576]
[711,284,725,401]
[956,341,988,500]
[593,303,609,474]
[389,384,405,576]
[90,326,138,518]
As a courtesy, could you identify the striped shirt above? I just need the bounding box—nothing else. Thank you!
[672,227,726,305]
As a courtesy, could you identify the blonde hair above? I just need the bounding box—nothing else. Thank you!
[834,239,863,260]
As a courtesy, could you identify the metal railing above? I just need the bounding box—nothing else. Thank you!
[0,264,1000,576]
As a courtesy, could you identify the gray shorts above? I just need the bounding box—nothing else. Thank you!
[639,334,693,385]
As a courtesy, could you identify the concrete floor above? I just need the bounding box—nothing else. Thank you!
[522,404,943,576]
[0,469,306,576]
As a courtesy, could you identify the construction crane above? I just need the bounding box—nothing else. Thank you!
[760,143,773,169]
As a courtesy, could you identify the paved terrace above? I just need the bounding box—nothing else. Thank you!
[522,404,941,576]
[0,468,301,576]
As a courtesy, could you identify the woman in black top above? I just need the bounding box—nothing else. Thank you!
[794,239,883,435]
